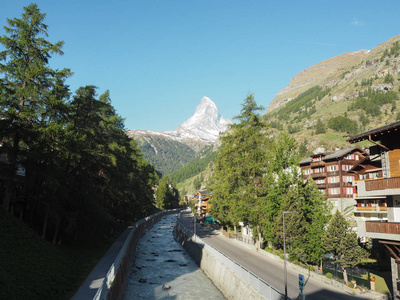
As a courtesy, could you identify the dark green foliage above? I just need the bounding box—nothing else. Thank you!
[327,115,358,135]
[168,145,216,183]
[315,119,326,134]
[322,211,369,283]
[0,5,157,245]
[136,136,196,175]
[348,89,398,117]
[298,139,310,158]
[193,174,204,190]
[275,86,330,121]
[287,124,300,134]
[384,73,394,84]
[359,112,369,126]
[269,120,284,130]
[155,176,180,209]
[211,94,269,227]
[360,77,374,86]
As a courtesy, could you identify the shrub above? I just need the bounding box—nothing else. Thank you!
[308,265,314,272]
[326,272,333,279]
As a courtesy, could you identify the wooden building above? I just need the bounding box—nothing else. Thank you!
[192,191,212,216]
[299,146,367,214]
[348,120,400,298]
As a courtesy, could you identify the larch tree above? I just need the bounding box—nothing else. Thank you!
[210,94,270,234]
[0,3,71,211]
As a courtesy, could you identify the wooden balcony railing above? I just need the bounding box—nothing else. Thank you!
[311,161,325,168]
[356,206,387,212]
[366,221,400,235]
[311,172,326,178]
[326,170,339,176]
[365,177,400,191]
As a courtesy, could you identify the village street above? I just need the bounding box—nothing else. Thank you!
[178,208,382,300]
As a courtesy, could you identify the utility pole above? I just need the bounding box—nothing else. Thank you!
[283,211,294,300]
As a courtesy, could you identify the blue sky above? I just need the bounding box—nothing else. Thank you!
[1,1,400,132]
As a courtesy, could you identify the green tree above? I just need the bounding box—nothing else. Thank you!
[0,4,72,211]
[315,119,326,134]
[322,210,369,284]
[327,115,358,135]
[155,175,179,210]
[210,94,269,232]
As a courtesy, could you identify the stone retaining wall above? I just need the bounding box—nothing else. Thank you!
[174,224,284,300]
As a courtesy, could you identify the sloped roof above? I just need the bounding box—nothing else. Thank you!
[299,157,312,165]
[348,120,400,143]
[323,146,360,160]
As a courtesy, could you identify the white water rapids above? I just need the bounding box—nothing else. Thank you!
[123,213,225,300]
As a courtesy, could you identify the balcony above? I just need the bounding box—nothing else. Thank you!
[366,221,400,235]
[355,178,400,197]
[311,172,326,179]
[356,206,387,212]
[327,170,340,176]
[311,161,325,168]
[365,177,400,191]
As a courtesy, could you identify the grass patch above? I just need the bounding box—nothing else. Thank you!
[0,208,113,300]
[361,272,391,295]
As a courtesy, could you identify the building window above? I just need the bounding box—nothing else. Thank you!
[342,165,352,171]
[360,174,367,180]
[328,176,338,183]
[315,167,324,174]
[328,165,337,172]
[342,176,354,183]
[368,172,379,179]
[316,179,325,184]
[329,188,339,195]
[343,187,354,195]
[304,169,311,175]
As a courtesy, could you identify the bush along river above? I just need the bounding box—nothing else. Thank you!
[123,213,225,300]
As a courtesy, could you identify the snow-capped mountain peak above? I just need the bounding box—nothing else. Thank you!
[127,96,231,145]
[176,96,231,142]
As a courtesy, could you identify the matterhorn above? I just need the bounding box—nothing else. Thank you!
[127,96,231,145]
[175,96,231,143]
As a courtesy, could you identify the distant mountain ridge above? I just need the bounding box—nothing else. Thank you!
[127,97,231,174]
[264,34,400,152]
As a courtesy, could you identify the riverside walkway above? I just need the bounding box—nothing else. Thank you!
[178,208,385,300]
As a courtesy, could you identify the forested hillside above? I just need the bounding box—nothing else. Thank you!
[168,144,216,184]
[135,135,197,174]
[264,35,400,153]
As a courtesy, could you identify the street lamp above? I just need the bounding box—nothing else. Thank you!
[283,211,294,300]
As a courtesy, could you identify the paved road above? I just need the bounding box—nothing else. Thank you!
[178,209,381,300]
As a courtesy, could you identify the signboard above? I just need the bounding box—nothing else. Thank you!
[299,274,305,291]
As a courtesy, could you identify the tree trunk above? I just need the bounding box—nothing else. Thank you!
[343,268,348,284]
[234,225,237,235]
[42,205,49,239]
[3,134,21,211]
[52,216,60,245]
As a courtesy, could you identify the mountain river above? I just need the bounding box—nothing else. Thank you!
[123,213,225,300]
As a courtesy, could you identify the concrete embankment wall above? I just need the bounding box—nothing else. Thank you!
[174,223,285,300]
[73,209,181,300]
